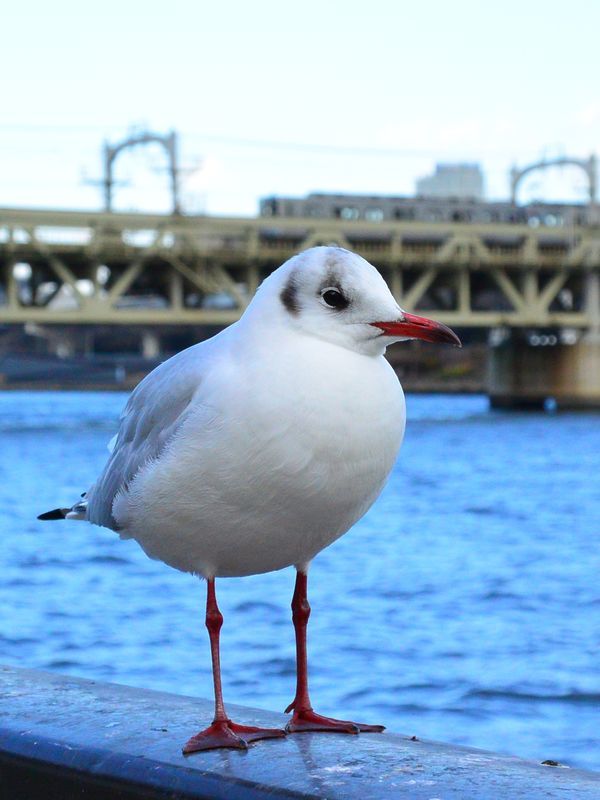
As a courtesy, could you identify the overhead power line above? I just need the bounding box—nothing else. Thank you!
[0,122,522,159]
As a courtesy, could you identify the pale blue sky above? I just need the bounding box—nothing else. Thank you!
[2,0,599,215]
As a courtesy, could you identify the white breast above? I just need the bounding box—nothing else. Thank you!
[113,334,406,578]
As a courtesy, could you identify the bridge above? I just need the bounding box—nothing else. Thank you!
[1,206,599,406]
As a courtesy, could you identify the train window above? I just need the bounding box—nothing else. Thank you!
[452,211,470,222]
[340,207,360,220]
[365,208,384,222]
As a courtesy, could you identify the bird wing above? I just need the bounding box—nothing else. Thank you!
[86,346,204,530]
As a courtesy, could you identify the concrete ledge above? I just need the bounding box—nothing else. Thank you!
[1,666,599,799]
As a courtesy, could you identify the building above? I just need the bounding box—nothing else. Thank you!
[415,163,484,200]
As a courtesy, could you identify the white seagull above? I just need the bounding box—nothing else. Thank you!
[39,246,460,753]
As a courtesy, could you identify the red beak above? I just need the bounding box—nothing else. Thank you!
[371,312,461,347]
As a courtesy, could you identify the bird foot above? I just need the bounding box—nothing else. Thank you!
[285,707,385,735]
[182,719,286,754]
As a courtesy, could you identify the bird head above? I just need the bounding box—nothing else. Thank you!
[249,246,461,357]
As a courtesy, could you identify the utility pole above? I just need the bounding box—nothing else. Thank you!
[102,129,182,214]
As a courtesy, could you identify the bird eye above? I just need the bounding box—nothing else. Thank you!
[320,287,349,310]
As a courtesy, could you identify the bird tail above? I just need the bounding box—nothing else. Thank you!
[38,495,88,521]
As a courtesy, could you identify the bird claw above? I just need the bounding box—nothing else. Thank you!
[182,719,286,754]
[227,720,287,744]
[285,708,385,735]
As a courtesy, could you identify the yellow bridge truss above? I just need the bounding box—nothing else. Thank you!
[1,207,599,329]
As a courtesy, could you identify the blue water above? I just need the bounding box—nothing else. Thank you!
[1,391,599,770]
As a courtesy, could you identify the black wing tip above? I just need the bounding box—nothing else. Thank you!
[37,508,68,521]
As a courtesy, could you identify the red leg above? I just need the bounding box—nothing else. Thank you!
[183,578,286,754]
[285,570,385,735]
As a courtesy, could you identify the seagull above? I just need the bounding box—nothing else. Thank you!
[39,246,460,753]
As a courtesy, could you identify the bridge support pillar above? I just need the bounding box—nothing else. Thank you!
[141,329,161,359]
[488,332,600,409]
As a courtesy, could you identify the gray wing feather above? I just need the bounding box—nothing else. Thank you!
[86,348,202,530]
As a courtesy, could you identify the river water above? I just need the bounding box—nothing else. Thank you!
[1,391,598,770]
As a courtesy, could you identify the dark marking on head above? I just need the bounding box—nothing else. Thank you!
[319,263,347,306]
[324,257,343,280]
[318,257,351,310]
[323,269,342,288]
[280,276,300,315]
[323,250,350,289]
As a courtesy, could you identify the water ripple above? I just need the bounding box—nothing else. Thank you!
[1,391,599,771]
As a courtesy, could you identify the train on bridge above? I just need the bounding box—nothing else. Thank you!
[260,154,599,228]
[260,192,597,228]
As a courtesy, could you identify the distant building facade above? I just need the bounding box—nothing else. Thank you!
[416,163,484,200]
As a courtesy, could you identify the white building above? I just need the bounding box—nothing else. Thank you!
[416,163,484,200]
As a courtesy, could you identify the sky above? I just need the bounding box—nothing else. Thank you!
[2,0,600,216]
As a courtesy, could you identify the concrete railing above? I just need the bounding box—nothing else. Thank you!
[1,665,599,799]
